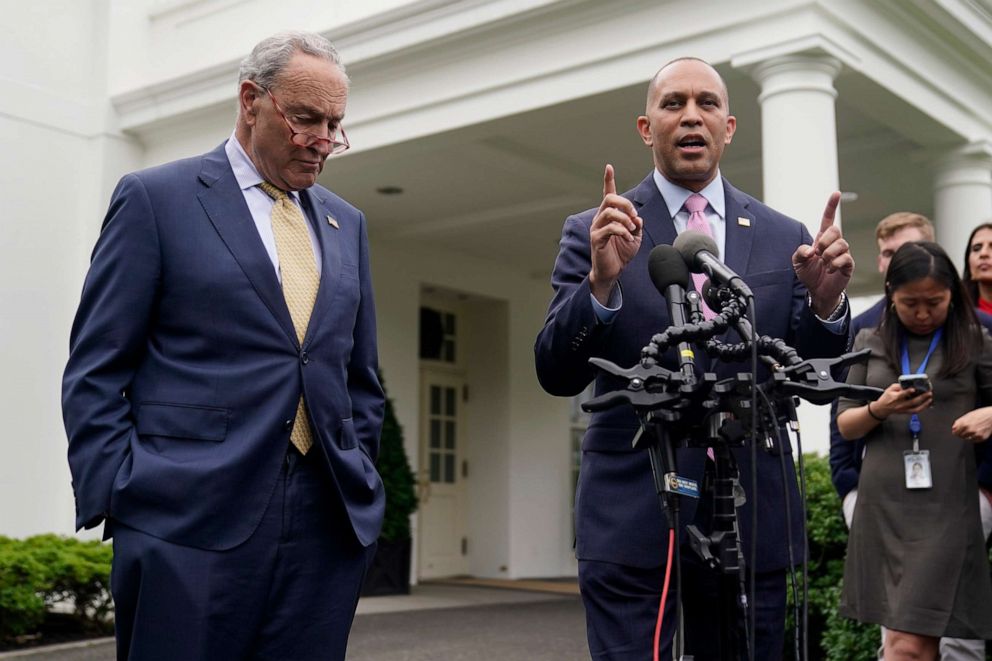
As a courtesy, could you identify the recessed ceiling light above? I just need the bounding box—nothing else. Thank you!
[376,186,404,195]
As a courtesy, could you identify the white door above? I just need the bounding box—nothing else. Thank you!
[417,369,468,578]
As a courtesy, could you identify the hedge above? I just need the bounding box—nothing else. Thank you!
[0,535,112,642]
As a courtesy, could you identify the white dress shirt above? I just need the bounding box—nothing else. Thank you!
[224,133,322,278]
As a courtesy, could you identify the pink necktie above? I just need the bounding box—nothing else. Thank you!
[683,193,716,320]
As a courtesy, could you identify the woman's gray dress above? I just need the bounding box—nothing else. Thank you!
[838,328,992,638]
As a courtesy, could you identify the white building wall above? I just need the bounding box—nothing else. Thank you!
[462,298,511,577]
[507,284,574,577]
[0,0,142,538]
[370,242,572,578]
[104,0,421,94]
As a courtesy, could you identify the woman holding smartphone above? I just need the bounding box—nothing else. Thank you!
[837,241,992,661]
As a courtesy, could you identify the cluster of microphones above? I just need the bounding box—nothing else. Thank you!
[584,230,881,419]
[646,231,756,384]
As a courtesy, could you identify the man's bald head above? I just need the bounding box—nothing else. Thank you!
[646,57,730,113]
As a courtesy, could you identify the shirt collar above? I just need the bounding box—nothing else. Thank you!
[652,169,726,220]
[225,132,301,202]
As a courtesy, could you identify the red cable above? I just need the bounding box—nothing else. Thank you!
[653,528,676,661]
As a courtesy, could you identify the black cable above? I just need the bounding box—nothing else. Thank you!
[756,387,802,661]
[794,421,810,661]
[747,297,758,661]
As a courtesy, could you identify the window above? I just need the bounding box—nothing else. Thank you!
[427,384,458,483]
[420,307,457,363]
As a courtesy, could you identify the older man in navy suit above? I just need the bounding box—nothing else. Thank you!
[63,32,383,661]
[535,57,853,660]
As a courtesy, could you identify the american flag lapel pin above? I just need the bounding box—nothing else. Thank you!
[737,217,751,227]
[326,214,339,229]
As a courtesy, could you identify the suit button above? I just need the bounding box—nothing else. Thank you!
[284,419,294,431]
[301,351,310,364]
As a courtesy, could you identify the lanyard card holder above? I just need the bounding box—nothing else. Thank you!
[904,437,932,490]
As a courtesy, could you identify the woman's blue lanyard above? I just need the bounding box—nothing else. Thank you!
[900,327,942,449]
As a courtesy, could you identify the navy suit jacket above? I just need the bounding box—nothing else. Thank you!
[62,142,385,551]
[829,298,992,498]
[535,173,849,572]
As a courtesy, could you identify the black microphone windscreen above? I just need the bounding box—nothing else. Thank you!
[673,231,720,268]
[648,244,691,293]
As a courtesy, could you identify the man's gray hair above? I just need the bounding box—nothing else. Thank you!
[238,31,347,90]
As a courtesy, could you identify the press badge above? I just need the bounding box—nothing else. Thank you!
[903,450,932,490]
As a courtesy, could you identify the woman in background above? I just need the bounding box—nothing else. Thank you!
[962,221,992,312]
[837,241,992,661]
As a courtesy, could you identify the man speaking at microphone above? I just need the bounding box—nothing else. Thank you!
[534,57,853,660]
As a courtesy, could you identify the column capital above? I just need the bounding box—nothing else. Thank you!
[749,54,843,104]
[934,142,992,190]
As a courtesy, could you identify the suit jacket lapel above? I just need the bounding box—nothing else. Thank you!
[631,174,677,250]
[722,179,755,278]
[718,179,758,349]
[196,144,299,347]
[300,187,341,343]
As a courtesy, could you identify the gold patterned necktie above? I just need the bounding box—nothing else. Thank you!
[259,181,318,454]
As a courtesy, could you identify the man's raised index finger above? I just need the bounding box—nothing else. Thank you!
[818,191,842,235]
[603,164,617,198]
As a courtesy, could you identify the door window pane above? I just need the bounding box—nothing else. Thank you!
[430,420,441,449]
[445,387,456,416]
[444,421,455,450]
[430,386,441,415]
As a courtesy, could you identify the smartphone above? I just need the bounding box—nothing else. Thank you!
[898,374,932,393]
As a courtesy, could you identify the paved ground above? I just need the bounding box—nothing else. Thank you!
[0,583,588,660]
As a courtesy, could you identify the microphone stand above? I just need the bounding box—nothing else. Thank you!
[584,292,880,661]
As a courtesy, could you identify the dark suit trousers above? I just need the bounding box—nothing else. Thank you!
[111,449,372,661]
[580,556,786,661]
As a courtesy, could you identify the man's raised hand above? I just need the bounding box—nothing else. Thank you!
[589,165,643,305]
[792,191,854,317]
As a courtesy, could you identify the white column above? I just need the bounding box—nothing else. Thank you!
[749,54,843,456]
[751,54,843,235]
[933,146,992,272]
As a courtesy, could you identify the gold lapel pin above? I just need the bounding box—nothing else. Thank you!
[326,215,339,229]
[737,217,751,227]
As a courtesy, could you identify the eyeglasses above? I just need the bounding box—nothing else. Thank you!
[263,87,350,155]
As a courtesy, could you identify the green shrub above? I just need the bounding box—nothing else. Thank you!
[783,454,877,660]
[0,537,48,639]
[23,535,113,624]
[0,535,113,642]
[376,371,418,542]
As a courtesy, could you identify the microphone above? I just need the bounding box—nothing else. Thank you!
[648,244,697,384]
[673,231,753,299]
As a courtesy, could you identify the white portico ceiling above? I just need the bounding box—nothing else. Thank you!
[320,63,952,294]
